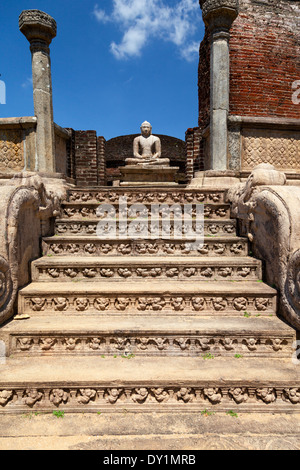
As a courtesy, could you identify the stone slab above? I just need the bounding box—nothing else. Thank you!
[1,314,294,358]
[66,187,227,204]
[54,218,237,238]
[0,356,299,414]
[119,166,179,184]
[18,279,277,296]
[42,236,249,257]
[0,412,300,450]
[31,255,262,282]
[17,279,277,316]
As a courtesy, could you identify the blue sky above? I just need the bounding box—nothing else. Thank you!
[0,0,204,141]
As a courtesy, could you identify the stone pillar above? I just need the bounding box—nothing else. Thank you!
[201,0,238,170]
[19,10,57,173]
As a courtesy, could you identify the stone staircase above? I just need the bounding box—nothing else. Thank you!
[0,186,299,414]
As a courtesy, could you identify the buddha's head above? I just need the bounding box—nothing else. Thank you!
[140,121,152,137]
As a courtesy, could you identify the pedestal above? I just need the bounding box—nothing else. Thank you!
[119,165,179,186]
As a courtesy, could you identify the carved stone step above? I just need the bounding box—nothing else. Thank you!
[42,236,249,257]
[55,218,237,237]
[31,256,262,282]
[18,281,277,316]
[60,202,231,220]
[66,187,227,205]
[2,315,294,358]
[0,356,299,413]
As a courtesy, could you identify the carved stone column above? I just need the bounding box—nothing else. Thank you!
[201,0,238,170]
[19,10,57,173]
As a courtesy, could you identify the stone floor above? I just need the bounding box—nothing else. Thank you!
[0,412,300,450]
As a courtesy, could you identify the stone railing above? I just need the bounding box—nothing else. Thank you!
[227,163,300,331]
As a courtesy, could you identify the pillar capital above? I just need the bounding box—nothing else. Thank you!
[19,10,57,52]
[201,0,238,35]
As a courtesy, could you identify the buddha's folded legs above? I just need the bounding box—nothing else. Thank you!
[125,158,170,166]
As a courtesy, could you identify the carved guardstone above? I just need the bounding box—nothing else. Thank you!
[119,121,179,186]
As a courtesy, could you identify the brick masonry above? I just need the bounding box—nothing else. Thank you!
[229,0,300,119]
[198,0,300,122]
[194,0,300,173]
[65,129,106,186]
[185,127,202,183]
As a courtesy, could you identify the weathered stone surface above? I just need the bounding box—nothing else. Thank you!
[0,356,299,413]
[19,10,57,173]
[17,279,277,316]
[0,181,298,418]
[41,236,248,257]
[119,166,179,185]
[66,187,227,204]
[31,255,260,281]
[1,315,294,358]
[0,412,300,450]
[227,164,300,330]
[19,10,57,45]
[0,172,67,326]
[0,412,299,450]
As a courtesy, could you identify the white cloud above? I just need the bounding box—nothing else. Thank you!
[180,41,200,62]
[93,4,110,23]
[93,0,201,61]
[21,77,33,88]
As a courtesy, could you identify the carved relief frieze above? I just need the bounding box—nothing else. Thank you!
[67,190,225,205]
[36,263,259,281]
[21,292,275,316]
[43,239,248,257]
[0,129,24,171]
[12,332,290,357]
[55,219,236,237]
[0,385,299,411]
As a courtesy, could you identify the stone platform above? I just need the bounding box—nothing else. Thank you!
[119,165,179,185]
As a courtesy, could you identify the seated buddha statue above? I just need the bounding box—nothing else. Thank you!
[125,121,170,166]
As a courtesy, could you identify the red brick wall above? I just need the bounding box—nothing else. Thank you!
[64,131,105,187]
[229,0,300,119]
[73,131,98,187]
[97,136,106,186]
[185,127,202,182]
[198,0,300,123]
[198,28,210,130]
